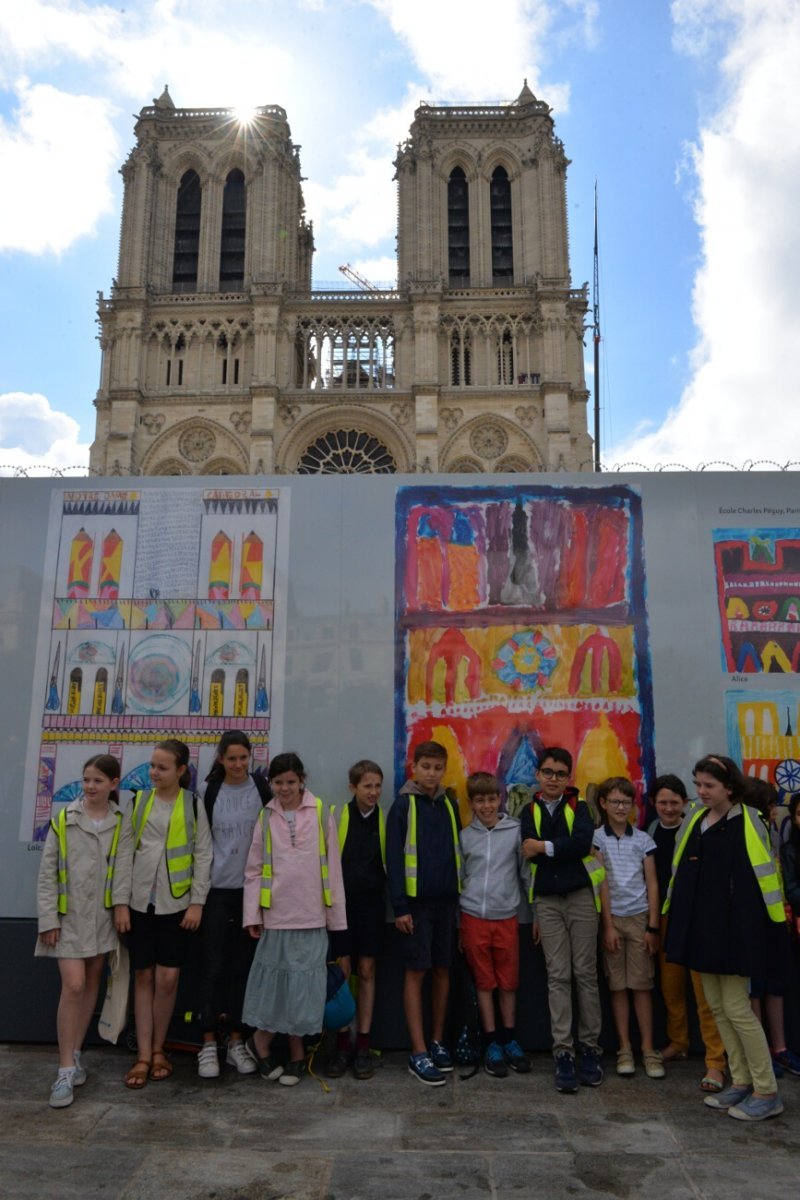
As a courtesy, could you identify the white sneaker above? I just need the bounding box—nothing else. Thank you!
[226,1039,257,1074]
[197,1043,220,1078]
[49,1072,75,1108]
[72,1051,87,1087]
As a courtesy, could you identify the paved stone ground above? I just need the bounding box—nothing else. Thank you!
[1,1043,798,1199]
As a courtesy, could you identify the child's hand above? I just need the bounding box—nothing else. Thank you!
[179,903,203,931]
[521,838,543,860]
[603,926,620,953]
[644,930,660,957]
[246,924,262,940]
[39,927,60,947]
[114,904,131,934]
[531,920,541,946]
[395,914,414,935]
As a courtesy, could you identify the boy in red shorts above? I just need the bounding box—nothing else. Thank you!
[459,772,529,1076]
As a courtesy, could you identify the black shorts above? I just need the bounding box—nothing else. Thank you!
[129,907,192,970]
[400,900,457,971]
[345,892,385,961]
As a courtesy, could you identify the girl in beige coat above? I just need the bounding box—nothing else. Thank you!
[36,754,132,1108]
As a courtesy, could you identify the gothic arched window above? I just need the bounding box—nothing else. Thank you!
[490,166,513,285]
[172,170,202,291]
[448,167,470,286]
[297,429,396,474]
[220,169,246,289]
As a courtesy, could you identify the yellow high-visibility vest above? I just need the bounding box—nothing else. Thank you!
[334,802,386,869]
[662,801,784,922]
[51,806,122,914]
[132,789,196,899]
[259,797,332,909]
[403,793,462,897]
[526,799,605,913]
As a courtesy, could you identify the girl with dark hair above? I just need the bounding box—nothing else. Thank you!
[196,731,270,1078]
[115,739,212,1090]
[242,752,349,1086]
[36,754,131,1108]
[647,773,726,1091]
[664,755,785,1121]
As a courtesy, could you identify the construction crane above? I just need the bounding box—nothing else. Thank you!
[338,263,378,291]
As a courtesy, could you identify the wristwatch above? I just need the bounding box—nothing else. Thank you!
[645,925,660,935]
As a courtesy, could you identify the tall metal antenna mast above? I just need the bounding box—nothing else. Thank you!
[593,182,601,472]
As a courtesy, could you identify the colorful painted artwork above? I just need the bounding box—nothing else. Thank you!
[22,487,288,841]
[713,528,800,672]
[725,689,800,801]
[395,484,655,823]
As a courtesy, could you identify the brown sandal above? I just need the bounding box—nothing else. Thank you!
[124,1060,150,1089]
[149,1050,173,1081]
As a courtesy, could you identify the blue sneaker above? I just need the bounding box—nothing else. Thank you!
[554,1051,578,1094]
[503,1039,531,1074]
[409,1052,446,1086]
[484,1041,508,1078]
[72,1051,87,1087]
[772,1058,785,1079]
[429,1040,453,1073]
[728,1092,784,1122]
[773,1048,800,1076]
[578,1045,604,1087]
[703,1083,753,1110]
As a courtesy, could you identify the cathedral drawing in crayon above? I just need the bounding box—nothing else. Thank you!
[23,487,288,840]
[394,483,655,823]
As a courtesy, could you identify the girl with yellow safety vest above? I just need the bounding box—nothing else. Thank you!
[36,754,131,1109]
[115,739,212,1091]
[663,755,785,1122]
[241,752,348,1087]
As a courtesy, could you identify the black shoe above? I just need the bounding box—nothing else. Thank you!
[352,1050,374,1080]
[555,1051,578,1094]
[578,1045,604,1087]
[325,1049,350,1078]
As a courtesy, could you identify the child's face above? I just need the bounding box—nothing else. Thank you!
[602,788,633,827]
[220,743,251,784]
[270,770,304,806]
[654,787,684,827]
[694,771,732,812]
[537,758,571,801]
[82,765,119,806]
[351,771,383,813]
[471,792,500,829]
[149,748,182,793]
[413,755,446,796]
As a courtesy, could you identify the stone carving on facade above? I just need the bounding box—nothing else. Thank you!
[141,412,166,435]
[515,406,539,426]
[279,403,301,426]
[178,425,216,462]
[230,411,251,434]
[470,422,508,460]
[390,402,412,427]
[440,407,463,431]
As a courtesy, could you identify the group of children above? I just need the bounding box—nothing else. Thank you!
[37,735,800,1124]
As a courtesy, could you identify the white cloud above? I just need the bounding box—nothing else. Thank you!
[0,392,90,475]
[608,0,800,469]
[0,81,119,254]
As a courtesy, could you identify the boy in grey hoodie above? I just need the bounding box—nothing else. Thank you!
[459,772,530,1077]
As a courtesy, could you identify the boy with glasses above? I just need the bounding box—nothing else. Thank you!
[593,776,664,1079]
[520,747,605,1093]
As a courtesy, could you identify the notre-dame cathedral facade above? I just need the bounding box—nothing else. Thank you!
[90,83,592,477]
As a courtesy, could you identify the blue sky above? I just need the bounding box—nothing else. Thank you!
[1,0,799,473]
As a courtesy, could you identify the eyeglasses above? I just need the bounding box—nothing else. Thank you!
[606,798,633,808]
[539,768,569,781]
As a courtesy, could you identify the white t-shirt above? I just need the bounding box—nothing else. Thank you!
[592,824,655,917]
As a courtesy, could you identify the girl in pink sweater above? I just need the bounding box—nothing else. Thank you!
[242,752,348,1085]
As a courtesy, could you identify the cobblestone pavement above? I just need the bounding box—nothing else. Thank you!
[1,1043,797,1199]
